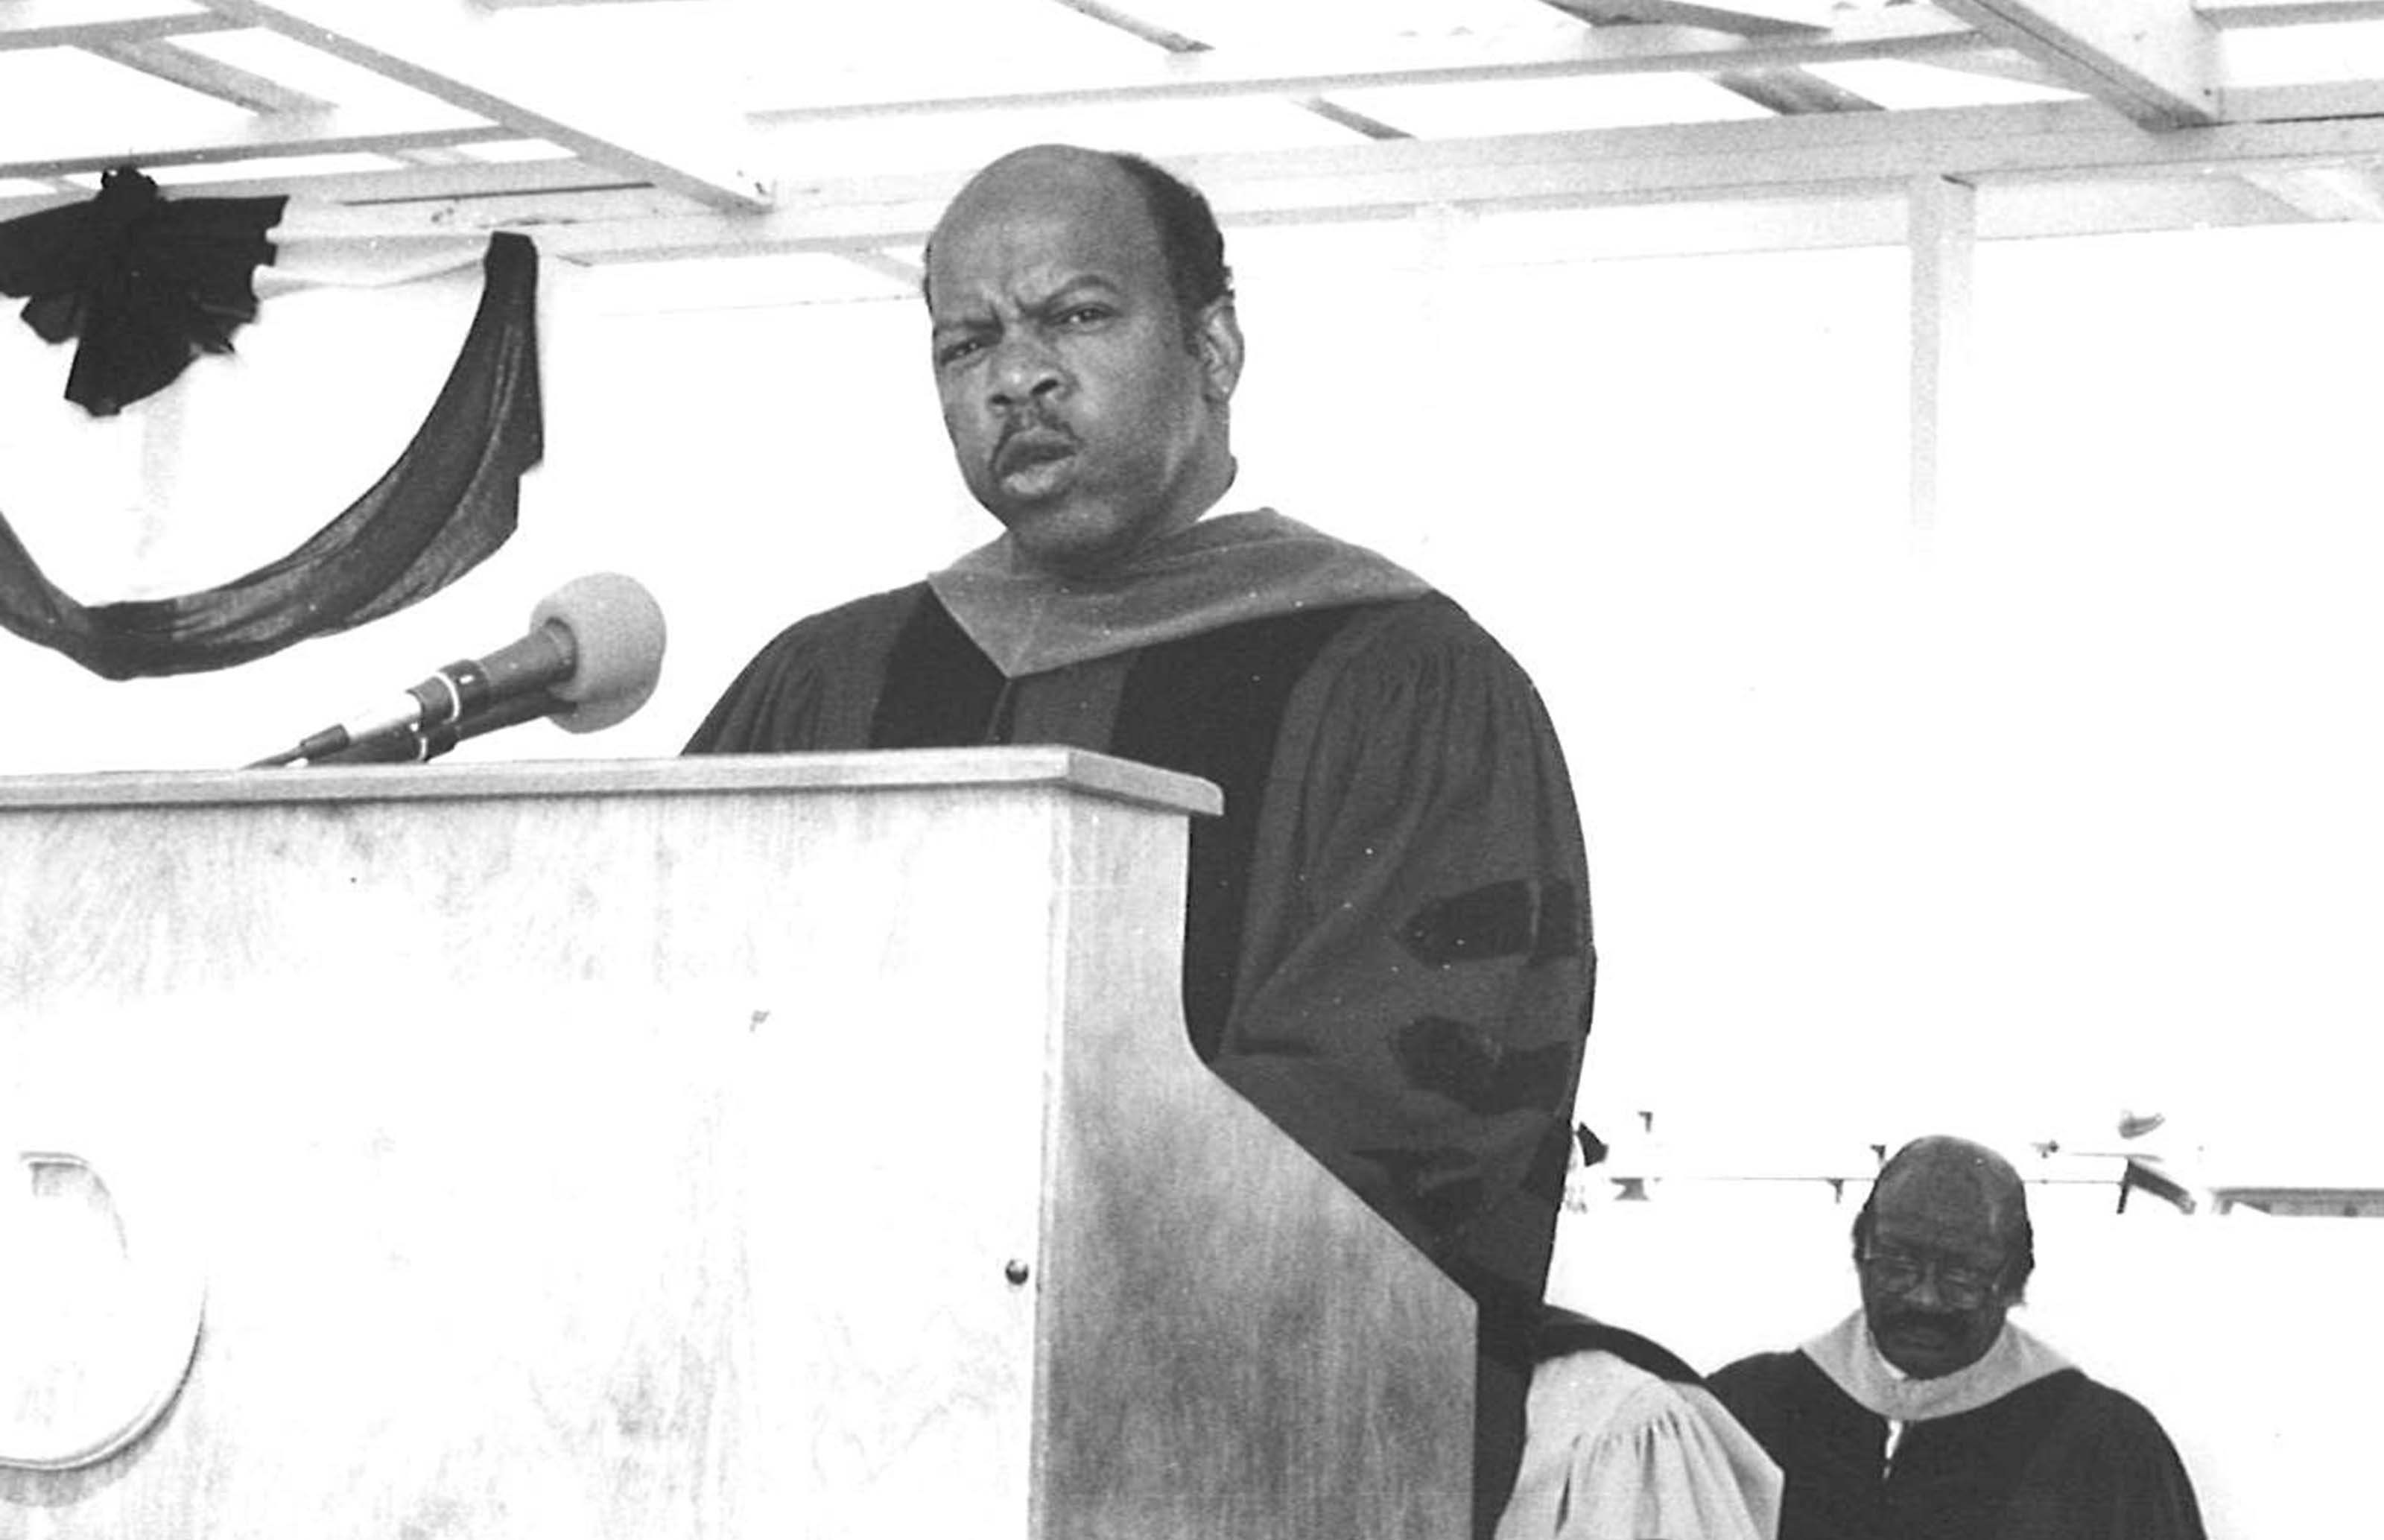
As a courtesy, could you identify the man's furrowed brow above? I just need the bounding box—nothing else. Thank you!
[1008,269,1128,313]
[931,271,1129,332]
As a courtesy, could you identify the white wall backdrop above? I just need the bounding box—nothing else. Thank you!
[7,208,2383,1536]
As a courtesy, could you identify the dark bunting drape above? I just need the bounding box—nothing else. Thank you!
[0,231,543,680]
[0,165,287,417]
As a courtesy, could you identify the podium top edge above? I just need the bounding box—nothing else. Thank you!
[0,747,1224,818]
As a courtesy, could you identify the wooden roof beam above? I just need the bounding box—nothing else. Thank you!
[0,110,519,181]
[522,99,2384,259]
[194,0,773,209]
[2237,162,2384,217]
[86,37,333,113]
[1540,1,1885,120]
[23,93,2384,228]
[751,9,1988,121]
[0,1,241,50]
[1040,1,1416,145]
[1936,0,2222,127]
[2197,1,2384,25]
[1711,68,1884,113]
[1540,1,1828,34]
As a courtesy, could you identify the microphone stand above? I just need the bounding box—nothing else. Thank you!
[261,690,565,767]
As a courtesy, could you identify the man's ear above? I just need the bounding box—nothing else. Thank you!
[1193,298,1244,405]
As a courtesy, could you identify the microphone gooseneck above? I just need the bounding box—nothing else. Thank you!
[245,574,666,768]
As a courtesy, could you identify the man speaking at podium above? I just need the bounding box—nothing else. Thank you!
[684,143,1596,1536]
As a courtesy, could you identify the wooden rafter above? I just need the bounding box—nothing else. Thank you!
[1146,98,2384,215]
[16,90,2384,231]
[1,161,2311,264]
[4,0,2383,259]
[1709,69,1884,113]
[87,37,332,113]
[1045,0,1210,54]
[192,0,773,209]
[0,1,240,50]
[2236,162,2384,217]
[1936,0,2221,127]
[1537,0,1886,117]
[2197,0,2384,24]
[748,10,1990,121]
[365,99,2384,262]
[1539,1,1827,34]
[1042,0,1416,143]
[0,111,519,182]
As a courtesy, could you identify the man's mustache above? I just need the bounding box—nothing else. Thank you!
[993,411,1078,474]
[1879,1310,1968,1341]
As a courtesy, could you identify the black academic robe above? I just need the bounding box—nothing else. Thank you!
[685,579,1596,1536]
[1708,1350,2207,1540]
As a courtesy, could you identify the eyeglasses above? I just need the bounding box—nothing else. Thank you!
[1859,1248,2003,1307]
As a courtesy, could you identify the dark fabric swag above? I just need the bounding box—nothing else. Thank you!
[0,166,286,418]
[0,231,543,680]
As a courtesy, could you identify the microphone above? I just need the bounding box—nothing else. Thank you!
[250,574,667,767]
[304,688,565,764]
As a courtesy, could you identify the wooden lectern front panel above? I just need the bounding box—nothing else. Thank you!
[0,752,1472,1538]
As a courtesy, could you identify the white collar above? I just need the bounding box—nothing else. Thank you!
[1799,1311,2073,1424]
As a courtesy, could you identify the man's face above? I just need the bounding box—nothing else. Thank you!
[925,151,1237,577]
[1858,1178,2018,1380]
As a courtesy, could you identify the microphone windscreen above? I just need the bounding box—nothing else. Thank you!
[530,573,668,733]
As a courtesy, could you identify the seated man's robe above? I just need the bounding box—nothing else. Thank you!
[1709,1314,2207,1540]
[684,508,1597,1536]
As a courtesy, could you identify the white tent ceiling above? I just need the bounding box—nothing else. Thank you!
[7,0,2383,514]
[4,0,2384,269]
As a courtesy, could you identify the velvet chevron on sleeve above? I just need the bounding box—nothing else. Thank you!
[1204,594,1593,1319]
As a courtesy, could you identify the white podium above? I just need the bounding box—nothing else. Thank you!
[0,749,1473,1538]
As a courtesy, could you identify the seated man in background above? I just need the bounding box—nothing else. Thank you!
[683,142,1595,1536]
[1708,1135,2207,1540]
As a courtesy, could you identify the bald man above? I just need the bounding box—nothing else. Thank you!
[685,145,1596,1536]
[1708,1136,2207,1540]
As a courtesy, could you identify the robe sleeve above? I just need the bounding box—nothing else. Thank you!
[681,621,837,752]
[2006,1382,2209,1540]
[1494,1354,1784,1540]
[680,586,920,754]
[1206,601,1594,1305]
